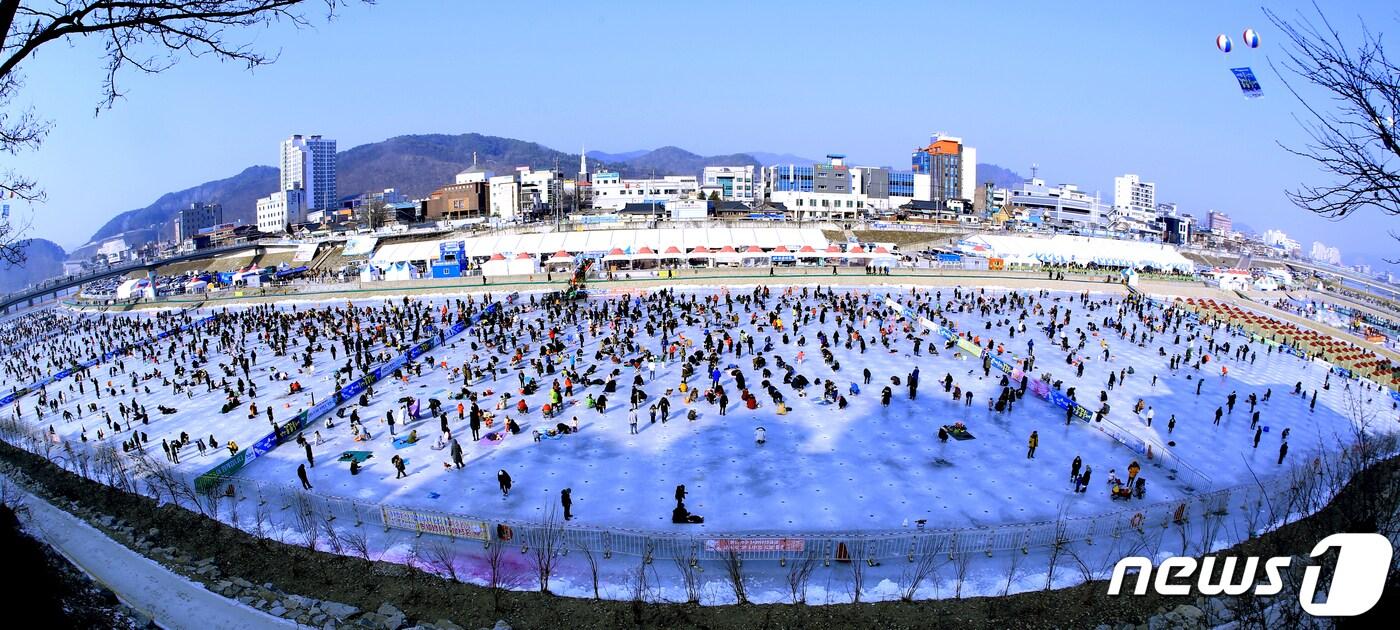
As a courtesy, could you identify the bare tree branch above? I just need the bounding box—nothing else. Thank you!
[0,1,368,263]
[1266,3,1400,251]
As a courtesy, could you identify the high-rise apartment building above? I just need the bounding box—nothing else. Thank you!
[280,134,337,211]
[1111,174,1157,234]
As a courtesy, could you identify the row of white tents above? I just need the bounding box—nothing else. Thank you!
[956,234,1194,272]
[369,226,836,266]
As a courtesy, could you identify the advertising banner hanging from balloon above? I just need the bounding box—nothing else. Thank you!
[1231,67,1262,98]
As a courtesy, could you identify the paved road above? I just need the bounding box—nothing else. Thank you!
[10,480,291,630]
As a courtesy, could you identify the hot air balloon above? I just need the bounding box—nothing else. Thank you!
[1242,28,1260,48]
[1216,34,1233,53]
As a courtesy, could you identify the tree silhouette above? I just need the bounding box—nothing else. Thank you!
[0,0,367,264]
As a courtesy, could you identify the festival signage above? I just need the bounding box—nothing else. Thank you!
[989,355,1015,376]
[955,336,984,358]
[275,412,310,444]
[309,397,337,420]
[338,377,367,404]
[1028,378,1051,399]
[380,506,489,541]
[704,538,805,553]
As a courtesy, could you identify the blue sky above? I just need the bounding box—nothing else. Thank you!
[6,0,1396,268]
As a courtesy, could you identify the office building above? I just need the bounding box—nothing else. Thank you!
[702,166,757,202]
[590,171,698,211]
[175,202,223,242]
[256,189,306,233]
[911,134,974,204]
[1208,210,1232,235]
[425,181,490,221]
[1008,178,1105,228]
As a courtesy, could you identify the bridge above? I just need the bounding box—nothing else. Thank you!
[0,242,266,315]
[1280,259,1400,300]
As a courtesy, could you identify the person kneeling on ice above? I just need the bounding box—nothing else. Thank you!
[672,501,704,524]
[687,408,699,422]
[755,426,766,445]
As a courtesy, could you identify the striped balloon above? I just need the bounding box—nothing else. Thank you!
[1216,34,1232,53]
[1243,28,1260,48]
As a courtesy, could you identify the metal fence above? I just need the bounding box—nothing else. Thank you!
[192,452,1347,565]
[3,413,1392,573]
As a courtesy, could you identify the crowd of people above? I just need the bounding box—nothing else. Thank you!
[4,278,1393,531]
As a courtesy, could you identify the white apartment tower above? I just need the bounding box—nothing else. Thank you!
[280,134,337,211]
[1111,173,1157,234]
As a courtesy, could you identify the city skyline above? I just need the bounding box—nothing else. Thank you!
[4,0,1395,268]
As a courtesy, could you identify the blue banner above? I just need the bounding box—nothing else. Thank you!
[1231,67,1263,98]
[198,299,499,487]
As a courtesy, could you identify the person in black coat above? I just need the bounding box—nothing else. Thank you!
[881,386,892,406]
[303,440,314,468]
[297,463,312,490]
[498,469,512,496]
[450,438,464,469]
[561,488,573,521]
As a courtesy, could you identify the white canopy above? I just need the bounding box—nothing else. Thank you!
[369,226,831,264]
[957,234,1192,271]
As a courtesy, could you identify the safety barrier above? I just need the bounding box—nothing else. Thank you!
[186,458,1340,565]
[4,392,1394,593]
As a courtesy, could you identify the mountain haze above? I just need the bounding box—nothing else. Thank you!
[0,238,66,293]
[75,133,1032,256]
[79,134,775,251]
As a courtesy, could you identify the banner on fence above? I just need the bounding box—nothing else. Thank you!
[1028,378,1051,399]
[704,538,805,553]
[275,412,310,444]
[955,336,984,358]
[381,506,489,540]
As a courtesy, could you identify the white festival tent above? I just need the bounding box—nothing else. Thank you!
[957,234,1192,272]
[479,253,511,277]
[368,226,831,265]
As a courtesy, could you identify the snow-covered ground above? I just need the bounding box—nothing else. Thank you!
[5,285,1397,603]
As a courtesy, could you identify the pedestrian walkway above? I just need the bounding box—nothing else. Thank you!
[9,478,290,629]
